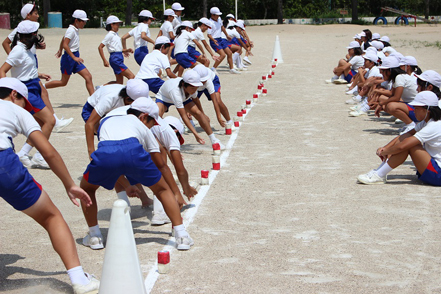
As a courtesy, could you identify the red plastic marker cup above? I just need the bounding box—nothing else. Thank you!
[262,88,267,96]
[272,64,276,68]
[272,71,275,75]
[233,116,240,127]
[268,74,272,79]
[261,75,267,83]
[274,58,278,62]
[253,93,259,103]
[237,111,243,121]
[158,251,170,274]
[212,143,221,155]
[257,84,263,93]
[212,155,220,170]
[225,122,232,135]
[201,170,209,185]
[241,106,247,114]
[246,99,252,108]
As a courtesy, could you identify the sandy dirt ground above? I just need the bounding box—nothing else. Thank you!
[1,23,441,293]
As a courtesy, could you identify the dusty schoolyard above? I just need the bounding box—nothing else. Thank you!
[1,23,441,293]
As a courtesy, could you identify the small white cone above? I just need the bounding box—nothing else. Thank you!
[99,200,146,294]
[272,35,284,63]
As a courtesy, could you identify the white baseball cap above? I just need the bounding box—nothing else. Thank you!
[139,10,155,19]
[415,70,441,88]
[389,52,404,61]
[382,47,396,54]
[378,56,400,69]
[399,56,418,67]
[171,2,185,10]
[370,40,384,50]
[226,13,236,19]
[163,116,185,144]
[236,20,246,30]
[210,7,222,15]
[72,10,89,21]
[193,64,211,82]
[372,33,381,40]
[199,17,211,28]
[155,36,171,45]
[380,36,390,43]
[359,31,366,37]
[17,20,39,34]
[409,91,439,107]
[21,3,35,19]
[130,97,160,125]
[363,52,378,63]
[347,41,360,49]
[0,77,33,112]
[366,47,378,54]
[106,15,122,25]
[181,20,194,30]
[353,34,361,40]
[126,79,150,100]
[183,70,203,87]
[164,9,176,16]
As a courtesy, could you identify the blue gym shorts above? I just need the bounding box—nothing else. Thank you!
[83,138,162,190]
[197,75,221,101]
[142,78,164,94]
[417,158,441,186]
[109,52,128,75]
[404,103,418,123]
[134,46,149,66]
[60,51,86,75]
[344,69,357,83]
[187,46,201,60]
[175,52,195,69]
[23,78,45,114]
[0,148,42,211]
[210,38,229,52]
[81,101,94,123]
[156,98,193,113]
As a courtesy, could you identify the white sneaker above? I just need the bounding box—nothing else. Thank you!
[229,69,241,74]
[82,233,104,250]
[349,103,362,111]
[151,211,171,225]
[19,154,32,168]
[243,56,252,65]
[31,153,50,169]
[53,117,74,133]
[325,77,337,84]
[238,66,247,71]
[357,171,386,184]
[395,118,403,124]
[334,78,348,84]
[345,97,361,104]
[175,235,194,250]
[399,122,416,135]
[72,273,100,294]
[349,109,367,117]
[345,88,357,95]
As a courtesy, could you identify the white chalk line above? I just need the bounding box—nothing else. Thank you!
[144,94,259,293]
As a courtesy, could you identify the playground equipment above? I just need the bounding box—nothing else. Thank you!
[373,7,434,26]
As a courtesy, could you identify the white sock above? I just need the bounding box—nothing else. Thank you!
[208,133,216,144]
[232,52,239,67]
[360,102,370,112]
[376,162,393,178]
[332,75,339,79]
[53,113,60,124]
[117,191,130,206]
[17,143,33,157]
[354,95,362,102]
[89,225,101,237]
[67,266,89,286]
[238,55,245,68]
[173,224,188,238]
[226,120,233,125]
[153,195,164,213]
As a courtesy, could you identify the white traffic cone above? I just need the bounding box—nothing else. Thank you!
[99,200,146,294]
[271,35,284,63]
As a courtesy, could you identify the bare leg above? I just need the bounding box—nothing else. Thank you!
[224,47,234,69]
[45,74,71,90]
[77,68,95,96]
[185,102,213,136]
[149,177,183,226]
[33,107,55,139]
[80,178,100,228]
[213,49,226,68]
[39,81,54,114]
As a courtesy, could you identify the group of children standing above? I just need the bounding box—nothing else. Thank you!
[0,2,255,293]
[327,29,441,187]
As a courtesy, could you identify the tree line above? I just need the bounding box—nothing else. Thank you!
[2,0,440,28]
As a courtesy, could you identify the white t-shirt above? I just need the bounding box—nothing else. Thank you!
[393,74,418,103]
[64,25,80,52]
[156,78,189,109]
[87,84,125,117]
[172,16,182,33]
[6,42,38,81]
[189,27,205,48]
[0,99,40,150]
[207,18,222,38]
[197,70,216,95]
[174,30,195,54]
[8,28,37,55]
[160,21,174,39]
[414,119,441,167]
[99,112,160,153]
[226,28,240,39]
[136,50,171,79]
[151,117,180,151]
[102,31,122,53]
[366,66,382,79]
[129,23,150,49]
[349,55,364,72]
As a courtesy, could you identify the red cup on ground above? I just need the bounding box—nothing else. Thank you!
[258,84,263,90]
[237,111,243,117]
[225,123,232,135]
[274,58,278,62]
[242,108,247,114]
[262,75,267,81]
[212,143,220,151]
[262,88,268,94]
[234,121,240,127]
[272,71,275,75]
[253,94,258,99]
[212,155,220,170]
[201,170,209,178]
[246,99,251,105]
[272,64,276,68]
[268,74,272,79]
[158,251,170,274]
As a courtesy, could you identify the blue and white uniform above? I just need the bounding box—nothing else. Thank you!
[81,84,125,122]
[174,30,196,68]
[197,70,221,100]
[208,18,228,52]
[60,25,86,75]
[128,23,151,65]
[155,78,193,112]
[102,31,127,75]
[135,50,171,93]
[188,27,205,60]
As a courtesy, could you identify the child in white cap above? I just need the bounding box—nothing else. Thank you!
[80,97,194,250]
[99,15,135,84]
[236,19,254,65]
[45,10,94,95]
[358,91,441,186]
[0,20,55,169]
[122,10,156,65]
[171,2,185,28]
[1,3,73,134]
[188,17,219,68]
[326,41,364,84]
[135,36,177,93]
[155,70,225,148]
[0,77,100,294]
[157,9,176,40]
